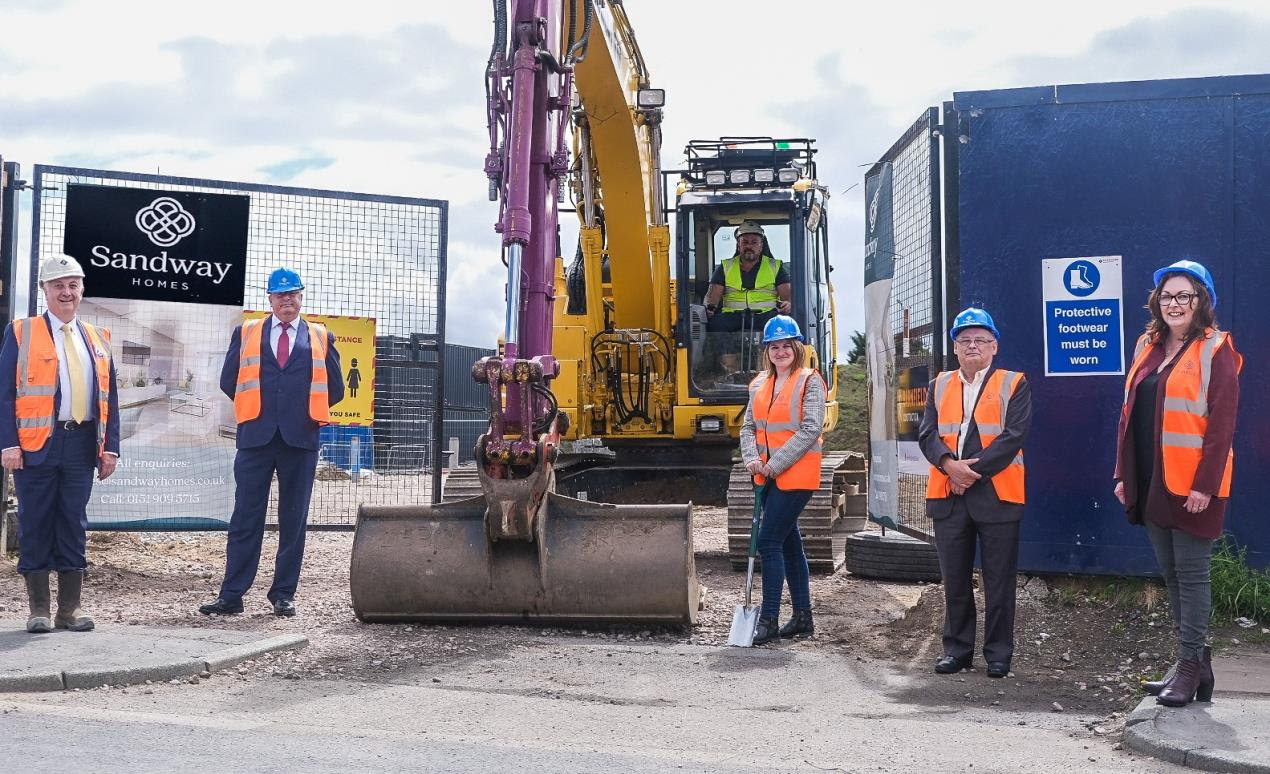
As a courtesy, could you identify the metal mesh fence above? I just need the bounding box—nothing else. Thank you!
[879,112,940,539]
[29,166,447,529]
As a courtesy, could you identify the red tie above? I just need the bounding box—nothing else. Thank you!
[277,322,291,368]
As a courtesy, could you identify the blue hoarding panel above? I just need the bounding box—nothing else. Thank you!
[954,75,1268,573]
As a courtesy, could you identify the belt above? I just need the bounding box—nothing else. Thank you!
[60,420,94,431]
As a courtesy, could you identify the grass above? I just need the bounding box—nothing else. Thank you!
[1210,536,1270,625]
[1048,576,1165,612]
[824,362,868,454]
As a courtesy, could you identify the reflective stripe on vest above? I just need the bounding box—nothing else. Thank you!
[234,318,332,425]
[925,369,1026,504]
[1122,329,1242,497]
[749,367,823,490]
[13,316,113,457]
[721,255,781,312]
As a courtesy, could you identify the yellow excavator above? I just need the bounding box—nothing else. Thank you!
[350,0,839,624]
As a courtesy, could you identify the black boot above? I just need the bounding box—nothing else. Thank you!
[752,617,780,645]
[778,608,814,638]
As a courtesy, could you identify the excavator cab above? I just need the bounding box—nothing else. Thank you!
[677,139,836,401]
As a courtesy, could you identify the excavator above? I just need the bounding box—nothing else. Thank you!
[350,0,840,624]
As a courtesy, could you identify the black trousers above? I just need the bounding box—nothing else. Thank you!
[932,497,1020,665]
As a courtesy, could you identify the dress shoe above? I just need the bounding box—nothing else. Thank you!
[934,654,972,674]
[986,661,1010,678]
[198,598,244,615]
[272,599,296,617]
[752,616,779,645]
[778,608,814,639]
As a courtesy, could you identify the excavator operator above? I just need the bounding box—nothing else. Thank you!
[703,221,792,333]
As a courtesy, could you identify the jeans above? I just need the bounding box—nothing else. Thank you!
[757,487,814,619]
[1145,522,1214,662]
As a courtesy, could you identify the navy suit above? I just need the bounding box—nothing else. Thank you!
[0,313,121,573]
[216,316,343,603]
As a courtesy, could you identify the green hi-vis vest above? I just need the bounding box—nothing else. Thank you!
[721,255,781,313]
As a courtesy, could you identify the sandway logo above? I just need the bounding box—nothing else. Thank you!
[135,197,196,248]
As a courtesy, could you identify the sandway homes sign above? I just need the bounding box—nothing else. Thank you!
[63,184,249,305]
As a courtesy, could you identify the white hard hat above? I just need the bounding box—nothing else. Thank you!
[734,220,765,238]
[39,254,86,283]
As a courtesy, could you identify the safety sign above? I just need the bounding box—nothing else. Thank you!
[1041,256,1124,376]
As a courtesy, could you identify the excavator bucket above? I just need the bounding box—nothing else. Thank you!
[350,493,699,625]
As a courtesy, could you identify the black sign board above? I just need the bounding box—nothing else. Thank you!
[63,184,249,305]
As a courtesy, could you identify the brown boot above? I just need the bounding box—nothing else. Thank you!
[1143,661,1178,696]
[1157,651,1215,707]
[24,571,53,633]
[54,571,95,632]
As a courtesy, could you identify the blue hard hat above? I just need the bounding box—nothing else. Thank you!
[1152,259,1216,310]
[267,267,304,293]
[950,307,1001,341]
[762,314,803,344]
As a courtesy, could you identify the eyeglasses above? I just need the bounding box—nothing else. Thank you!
[1159,291,1196,307]
[954,337,995,348]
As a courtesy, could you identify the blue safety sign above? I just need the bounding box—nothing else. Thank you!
[1042,256,1124,376]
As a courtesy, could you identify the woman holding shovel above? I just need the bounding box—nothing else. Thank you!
[739,315,826,645]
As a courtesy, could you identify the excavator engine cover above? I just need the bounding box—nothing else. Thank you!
[351,493,699,624]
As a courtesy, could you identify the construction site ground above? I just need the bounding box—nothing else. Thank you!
[1,505,1264,771]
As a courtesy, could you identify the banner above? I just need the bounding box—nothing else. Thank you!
[896,365,929,474]
[864,163,899,528]
[244,311,376,426]
[64,184,249,305]
[65,186,250,528]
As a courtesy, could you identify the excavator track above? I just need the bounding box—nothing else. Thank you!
[726,451,865,573]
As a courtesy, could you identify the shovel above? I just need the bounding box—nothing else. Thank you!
[728,482,769,647]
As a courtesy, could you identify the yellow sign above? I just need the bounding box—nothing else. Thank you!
[244,311,376,427]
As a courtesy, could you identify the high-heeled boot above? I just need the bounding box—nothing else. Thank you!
[1142,662,1178,696]
[1196,645,1215,702]
[1157,649,1214,707]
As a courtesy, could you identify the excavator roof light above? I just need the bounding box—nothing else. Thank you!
[637,88,665,108]
[704,170,727,186]
[777,167,800,183]
[728,169,751,185]
[753,168,775,183]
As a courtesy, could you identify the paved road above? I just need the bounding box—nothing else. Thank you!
[1,638,1182,773]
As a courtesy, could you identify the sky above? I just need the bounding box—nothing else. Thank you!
[3,0,1269,356]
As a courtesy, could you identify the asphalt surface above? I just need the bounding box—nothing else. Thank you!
[0,619,1263,772]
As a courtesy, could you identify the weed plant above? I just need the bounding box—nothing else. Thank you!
[1210,536,1270,625]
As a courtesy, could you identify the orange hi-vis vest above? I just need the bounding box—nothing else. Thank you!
[749,367,824,491]
[233,317,331,425]
[1123,329,1242,497]
[13,316,113,457]
[925,368,1026,503]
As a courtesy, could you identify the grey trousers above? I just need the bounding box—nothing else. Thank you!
[1145,522,1214,662]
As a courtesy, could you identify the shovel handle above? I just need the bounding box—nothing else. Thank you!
[746,482,769,558]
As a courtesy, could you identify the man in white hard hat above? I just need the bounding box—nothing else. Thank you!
[703,220,792,333]
[0,254,121,634]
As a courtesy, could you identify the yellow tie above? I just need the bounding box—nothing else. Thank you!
[62,323,89,423]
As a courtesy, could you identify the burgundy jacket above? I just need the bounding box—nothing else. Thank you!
[1114,336,1240,539]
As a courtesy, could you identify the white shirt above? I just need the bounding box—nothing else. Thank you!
[269,315,305,360]
[956,367,987,458]
[52,315,96,422]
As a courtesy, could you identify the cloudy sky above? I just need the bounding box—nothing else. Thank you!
[3,0,1269,354]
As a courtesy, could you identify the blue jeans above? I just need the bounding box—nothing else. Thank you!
[757,487,814,619]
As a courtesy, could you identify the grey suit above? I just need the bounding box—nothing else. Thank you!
[918,366,1031,665]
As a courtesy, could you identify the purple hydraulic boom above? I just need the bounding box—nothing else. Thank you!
[349,0,698,624]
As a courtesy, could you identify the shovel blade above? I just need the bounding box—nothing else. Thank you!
[727,603,761,647]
